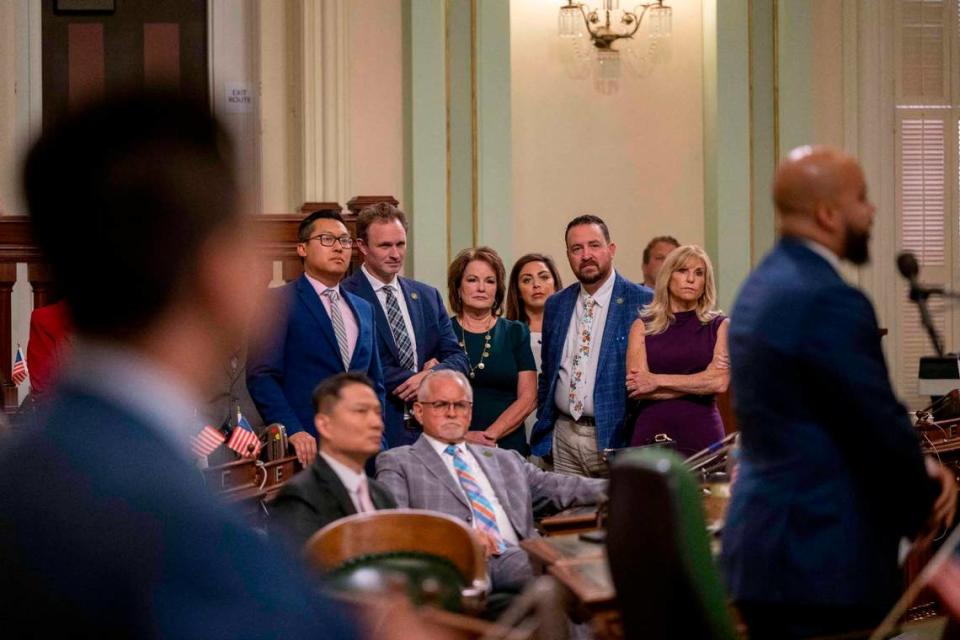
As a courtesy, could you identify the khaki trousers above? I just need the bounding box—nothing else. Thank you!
[551,415,608,478]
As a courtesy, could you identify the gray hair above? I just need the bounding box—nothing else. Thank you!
[417,369,474,402]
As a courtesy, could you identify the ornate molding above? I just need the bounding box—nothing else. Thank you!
[301,0,350,204]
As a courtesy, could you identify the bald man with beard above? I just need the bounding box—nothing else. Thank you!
[720,146,957,639]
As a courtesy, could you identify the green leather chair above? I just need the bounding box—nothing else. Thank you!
[304,509,488,614]
[606,448,739,639]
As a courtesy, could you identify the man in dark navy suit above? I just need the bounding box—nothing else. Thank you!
[0,91,357,638]
[342,203,467,448]
[722,145,957,639]
[247,209,385,467]
[531,215,652,477]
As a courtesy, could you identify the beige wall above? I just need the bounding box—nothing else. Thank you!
[510,0,705,285]
[348,0,404,200]
[256,0,404,212]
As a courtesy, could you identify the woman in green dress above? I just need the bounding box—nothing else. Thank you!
[447,247,537,455]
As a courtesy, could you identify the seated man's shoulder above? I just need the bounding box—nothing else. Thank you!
[376,444,415,467]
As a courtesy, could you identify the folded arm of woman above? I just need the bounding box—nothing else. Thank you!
[625,318,730,398]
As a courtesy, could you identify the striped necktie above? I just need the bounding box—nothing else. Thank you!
[322,288,352,371]
[444,444,506,552]
[383,285,416,371]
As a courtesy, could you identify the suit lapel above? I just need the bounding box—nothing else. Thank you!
[545,285,578,399]
[411,437,470,509]
[353,272,402,362]
[597,274,628,374]
[468,445,522,533]
[341,290,365,369]
[399,278,428,367]
[295,276,341,360]
[312,455,358,517]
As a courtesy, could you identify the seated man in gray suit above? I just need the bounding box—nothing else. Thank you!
[271,373,397,549]
[376,369,606,591]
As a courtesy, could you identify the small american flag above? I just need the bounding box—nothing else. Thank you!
[191,424,225,458]
[11,346,27,386]
[227,412,261,459]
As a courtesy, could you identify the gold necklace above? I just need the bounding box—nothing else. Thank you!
[458,316,494,379]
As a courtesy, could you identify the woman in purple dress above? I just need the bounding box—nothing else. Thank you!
[625,245,730,457]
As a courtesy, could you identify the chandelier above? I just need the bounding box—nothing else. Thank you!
[557,0,673,94]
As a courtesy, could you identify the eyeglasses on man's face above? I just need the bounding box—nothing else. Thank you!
[305,233,354,248]
[418,400,473,413]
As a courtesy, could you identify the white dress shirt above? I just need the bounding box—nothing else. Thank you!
[553,270,617,418]
[799,238,842,275]
[361,264,419,370]
[423,434,519,546]
[319,451,370,512]
[64,340,203,463]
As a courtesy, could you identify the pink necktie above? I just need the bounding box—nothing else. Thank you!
[355,476,376,513]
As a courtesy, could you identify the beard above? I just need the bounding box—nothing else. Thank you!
[844,228,870,265]
[575,260,611,285]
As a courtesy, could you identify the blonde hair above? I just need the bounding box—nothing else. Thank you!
[640,245,721,336]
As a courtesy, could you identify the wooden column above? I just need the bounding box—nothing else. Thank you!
[27,262,57,309]
[0,262,18,411]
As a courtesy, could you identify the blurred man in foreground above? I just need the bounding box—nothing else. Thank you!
[0,91,357,638]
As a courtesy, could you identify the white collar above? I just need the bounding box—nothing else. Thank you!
[361,264,400,293]
[319,451,366,494]
[63,340,203,463]
[423,432,467,457]
[305,272,341,295]
[798,239,842,274]
[579,270,616,307]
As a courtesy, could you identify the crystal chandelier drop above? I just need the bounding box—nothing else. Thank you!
[558,0,672,94]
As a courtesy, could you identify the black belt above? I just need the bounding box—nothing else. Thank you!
[559,412,596,427]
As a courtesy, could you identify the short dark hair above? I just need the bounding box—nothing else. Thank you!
[447,246,506,317]
[312,372,376,415]
[355,202,408,241]
[564,215,611,245]
[298,209,346,242]
[505,253,563,323]
[642,235,680,264]
[23,90,237,340]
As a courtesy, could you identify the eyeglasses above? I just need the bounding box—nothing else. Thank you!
[419,400,473,413]
[305,233,354,248]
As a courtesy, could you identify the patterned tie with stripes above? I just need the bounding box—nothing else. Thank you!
[322,288,352,371]
[444,444,506,552]
[383,285,416,371]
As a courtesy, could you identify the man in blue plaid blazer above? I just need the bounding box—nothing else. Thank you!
[530,215,653,477]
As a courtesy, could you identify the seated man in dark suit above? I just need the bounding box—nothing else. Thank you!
[271,372,397,549]
[247,209,385,467]
[376,369,606,591]
[721,145,957,639]
[0,91,356,637]
[342,202,468,448]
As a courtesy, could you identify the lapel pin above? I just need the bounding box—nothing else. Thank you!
[483,450,493,457]
[411,292,419,300]
[616,297,624,305]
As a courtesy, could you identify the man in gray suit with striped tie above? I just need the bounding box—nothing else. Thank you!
[376,369,606,590]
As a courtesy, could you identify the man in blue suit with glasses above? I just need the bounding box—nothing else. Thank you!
[247,209,385,467]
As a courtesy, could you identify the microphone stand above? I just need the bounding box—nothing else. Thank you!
[909,283,949,358]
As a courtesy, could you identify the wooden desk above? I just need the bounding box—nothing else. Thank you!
[538,505,600,537]
[521,532,621,638]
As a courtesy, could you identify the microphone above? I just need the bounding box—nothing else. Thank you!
[897,251,920,283]
[897,251,946,357]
